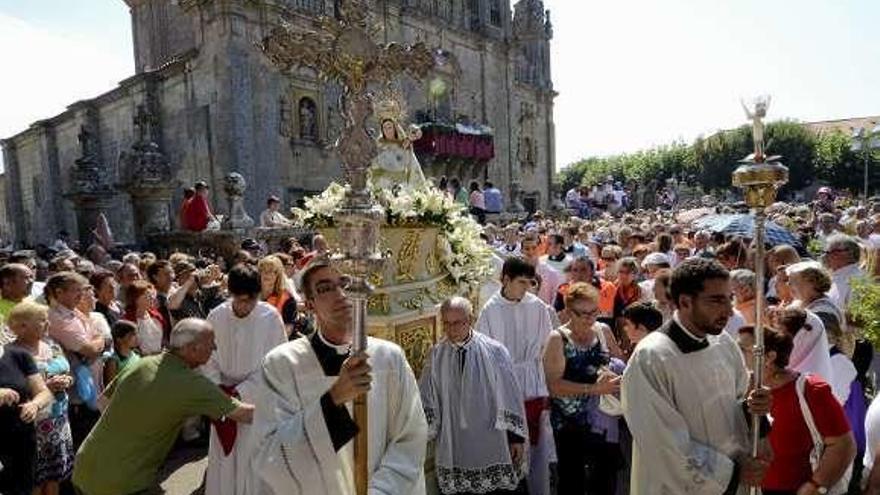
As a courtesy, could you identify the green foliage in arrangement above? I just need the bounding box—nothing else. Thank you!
[850,276,880,350]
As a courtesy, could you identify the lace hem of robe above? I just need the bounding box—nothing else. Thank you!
[437,463,522,494]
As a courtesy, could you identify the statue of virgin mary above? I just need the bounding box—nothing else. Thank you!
[369,94,427,191]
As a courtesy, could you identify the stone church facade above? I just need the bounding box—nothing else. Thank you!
[1,0,555,248]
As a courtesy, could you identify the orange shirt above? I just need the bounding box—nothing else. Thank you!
[597,279,616,317]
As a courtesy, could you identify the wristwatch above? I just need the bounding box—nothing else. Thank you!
[808,478,828,494]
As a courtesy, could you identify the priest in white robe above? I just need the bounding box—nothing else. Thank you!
[622,258,772,495]
[476,257,555,495]
[202,264,287,495]
[251,260,428,495]
[421,297,528,494]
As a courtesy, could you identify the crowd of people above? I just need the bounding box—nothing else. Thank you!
[1,184,880,495]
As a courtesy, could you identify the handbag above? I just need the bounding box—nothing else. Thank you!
[795,374,852,495]
[73,362,98,411]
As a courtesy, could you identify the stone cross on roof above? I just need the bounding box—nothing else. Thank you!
[260,0,435,195]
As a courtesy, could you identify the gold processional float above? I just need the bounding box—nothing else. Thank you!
[260,2,494,494]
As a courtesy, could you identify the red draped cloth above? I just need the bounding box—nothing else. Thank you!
[211,385,240,456]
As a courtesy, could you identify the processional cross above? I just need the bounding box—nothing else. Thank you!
[261,3,435,494]
[262,0,435,195]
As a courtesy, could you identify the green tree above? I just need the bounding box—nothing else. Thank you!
[692,125,750,192]
[764,120,816,192]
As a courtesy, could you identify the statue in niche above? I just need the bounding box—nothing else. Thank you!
[299,97,318,140]
[72,123,105,194]
[369,91,427,191]
[77,124,98,161]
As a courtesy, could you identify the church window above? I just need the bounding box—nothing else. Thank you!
[489,0,502,27]
[293,0,324,14]
[467,0,481,29]
[298,97,318,141]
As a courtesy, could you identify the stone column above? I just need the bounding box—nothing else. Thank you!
[127,186,176,246]
[66,193,116,249]
[509,180,526,213]
[118,104,176,247]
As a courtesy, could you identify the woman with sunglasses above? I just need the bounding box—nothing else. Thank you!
[543,282,625,494]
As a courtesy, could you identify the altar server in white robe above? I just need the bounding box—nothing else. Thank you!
[622,258,773,495]
[421,297,528,495]
[476,257,555,495]
[251,260,428,495]
[202,263,288,495]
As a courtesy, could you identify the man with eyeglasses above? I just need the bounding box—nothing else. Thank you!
[476,257,556,495]
[420,296,528,495]
[823,234,864,316]
[251,259,427,495]
[202,263,287,495]
[622,258,773,494]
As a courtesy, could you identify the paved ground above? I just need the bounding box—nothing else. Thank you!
[157,445,208,495]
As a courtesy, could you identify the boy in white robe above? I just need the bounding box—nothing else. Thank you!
[476,257,555,495]
[251,260,428,495]
[202,263,287,495]
[421,297,528,494]
[622,258,772,495]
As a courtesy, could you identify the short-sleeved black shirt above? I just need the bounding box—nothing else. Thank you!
[0,346,37,422]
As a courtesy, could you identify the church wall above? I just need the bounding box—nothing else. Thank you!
[395,12,518,202]
[53,118,84,239]
[0,174,8,242]
[2,0,555,247]
[12,133,42,245]
[96,97,138,245]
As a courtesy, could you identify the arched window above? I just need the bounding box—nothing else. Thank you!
[489,0,502,27]
[298,97,318,141]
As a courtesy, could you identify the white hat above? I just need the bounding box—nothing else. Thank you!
[641,252,671,268]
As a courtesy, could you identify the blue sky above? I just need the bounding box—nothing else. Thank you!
[2,0,880,170]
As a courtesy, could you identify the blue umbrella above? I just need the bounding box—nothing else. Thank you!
[693,214,802,249]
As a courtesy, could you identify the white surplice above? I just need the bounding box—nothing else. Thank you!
[475,292,555,495]
[419,332,527,494]
[251,336,428,495]
[202,301,287,495]
[622,321,751,495]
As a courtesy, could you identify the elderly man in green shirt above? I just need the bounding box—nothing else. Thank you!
[72,318,255,495]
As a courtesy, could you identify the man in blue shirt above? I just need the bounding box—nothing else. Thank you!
[483,181,503,214]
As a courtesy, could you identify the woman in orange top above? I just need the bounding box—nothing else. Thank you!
[555,256,617,322]
[258,255,298,338]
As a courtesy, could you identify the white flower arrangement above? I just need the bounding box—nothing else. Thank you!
[292,182,494,287]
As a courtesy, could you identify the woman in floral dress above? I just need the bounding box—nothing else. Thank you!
[9,301,75,495]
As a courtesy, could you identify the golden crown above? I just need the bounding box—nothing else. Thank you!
[373,88,407,124]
